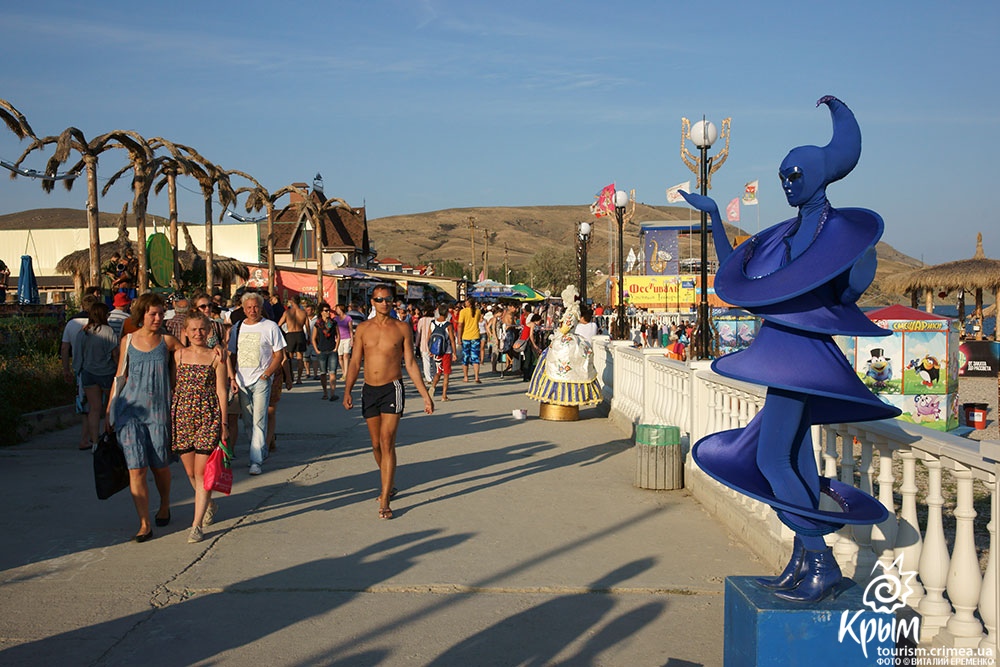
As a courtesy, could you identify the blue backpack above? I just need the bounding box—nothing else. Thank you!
[429,321,451,356]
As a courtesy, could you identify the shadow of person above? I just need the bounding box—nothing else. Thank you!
[425,559,664,666]
[0,530,472,666]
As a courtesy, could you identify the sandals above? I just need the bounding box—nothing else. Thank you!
[378,506,393,520]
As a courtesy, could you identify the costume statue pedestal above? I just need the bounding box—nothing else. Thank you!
[725,576,899,667]
[538,403,579,421]
[634,424,683,490]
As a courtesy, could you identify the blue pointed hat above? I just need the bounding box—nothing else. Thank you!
[714,97,884,317]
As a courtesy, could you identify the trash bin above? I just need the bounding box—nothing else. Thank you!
[634,424,683,490]
[963,403,988,430]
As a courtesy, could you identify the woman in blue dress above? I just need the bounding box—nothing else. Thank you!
[108,293,183,542]
[681,97,900,602]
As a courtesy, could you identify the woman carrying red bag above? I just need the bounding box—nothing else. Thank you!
[171,311,229,543]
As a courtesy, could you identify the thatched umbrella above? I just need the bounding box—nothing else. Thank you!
[882,233,1000,340]
[56,209,249,299]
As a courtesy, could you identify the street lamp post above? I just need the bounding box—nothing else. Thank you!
[577,220,592,306]
[681,116,731,359]
[614,190,629,339]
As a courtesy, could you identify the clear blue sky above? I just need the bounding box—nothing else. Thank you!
[2,0,998,265]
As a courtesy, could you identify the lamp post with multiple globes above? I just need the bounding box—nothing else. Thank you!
[681,116,731,359]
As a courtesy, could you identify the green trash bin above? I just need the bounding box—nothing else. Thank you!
[635,424,683,490]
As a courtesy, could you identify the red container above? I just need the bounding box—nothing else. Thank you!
[964,403,988,430]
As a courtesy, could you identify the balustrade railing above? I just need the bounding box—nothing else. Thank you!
[592,335,999,652]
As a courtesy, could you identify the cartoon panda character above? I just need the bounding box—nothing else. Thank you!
[865,348,893,390]
[912,394,941,423]
[908,355,940,387]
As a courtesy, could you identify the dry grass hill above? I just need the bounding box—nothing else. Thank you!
[368,204,922,304]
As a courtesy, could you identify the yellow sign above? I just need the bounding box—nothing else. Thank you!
[611,275,728,310]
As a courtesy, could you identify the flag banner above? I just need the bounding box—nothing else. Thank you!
[666,181,690,204]
[742,180,759,205]
[726,198,740,222]
[591,183,615,218]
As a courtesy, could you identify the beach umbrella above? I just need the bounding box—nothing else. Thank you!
[510,283,545,302]
[882,232,1000,340]
[17,255,39,305]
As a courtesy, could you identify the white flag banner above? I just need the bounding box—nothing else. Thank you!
[666,181,690,204]
[742,180,759,205]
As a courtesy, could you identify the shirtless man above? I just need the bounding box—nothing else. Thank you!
[279,298,309,384]
[343,285,434,519]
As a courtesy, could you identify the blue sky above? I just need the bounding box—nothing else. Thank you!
[1,0,998,265]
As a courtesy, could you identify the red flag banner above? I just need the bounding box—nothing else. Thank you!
[591,183,615,218]
[726,198,740,222]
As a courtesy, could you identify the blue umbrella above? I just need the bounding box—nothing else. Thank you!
[17,255,39,305]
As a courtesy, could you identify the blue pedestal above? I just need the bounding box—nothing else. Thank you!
[725,576,898,666]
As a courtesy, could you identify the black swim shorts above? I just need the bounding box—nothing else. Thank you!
[284,331,307,354]
[362,380,405,419]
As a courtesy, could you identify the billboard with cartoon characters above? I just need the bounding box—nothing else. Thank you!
[838,305,960,431]
[714,308,760,356]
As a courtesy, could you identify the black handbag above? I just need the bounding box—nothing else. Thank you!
[93,431,129,500]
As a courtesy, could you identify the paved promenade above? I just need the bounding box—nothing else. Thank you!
[0,371,766,666]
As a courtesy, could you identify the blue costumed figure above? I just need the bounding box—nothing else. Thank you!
[681,96,900,602]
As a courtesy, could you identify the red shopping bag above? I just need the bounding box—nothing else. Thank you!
[203,441,233,495]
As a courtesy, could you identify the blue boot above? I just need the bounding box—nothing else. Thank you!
[755,536,805,590]
[773,548,842,603]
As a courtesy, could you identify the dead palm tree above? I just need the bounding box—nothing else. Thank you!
[100,131,156,292]
[226,170,301,296]
[13,128,132,287]
[0,97,35,141]
[149,139,235,294]
[291,189,351,298]
[150,152,202,288]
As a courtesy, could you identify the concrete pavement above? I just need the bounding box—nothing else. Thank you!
[0,369,766,666]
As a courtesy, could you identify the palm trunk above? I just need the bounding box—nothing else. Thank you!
[267,204,275,296]
[204,195,214,295]
[167,172,180,289]
[85,158,101,287]
[133,181,148,293]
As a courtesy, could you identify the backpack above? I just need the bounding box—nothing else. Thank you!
[429,321,451,356]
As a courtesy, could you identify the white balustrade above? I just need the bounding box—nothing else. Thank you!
[596,343,999,650]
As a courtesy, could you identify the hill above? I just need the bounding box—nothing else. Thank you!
[368,204,922,304]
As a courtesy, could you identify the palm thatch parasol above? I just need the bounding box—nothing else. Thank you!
[56,206,249,297]
[882,233,1000,340]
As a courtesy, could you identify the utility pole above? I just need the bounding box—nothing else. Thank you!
[468,215,477,280]
[504,242,510,284]
[482,228,490,281]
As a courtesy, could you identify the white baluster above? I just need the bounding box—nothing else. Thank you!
[979,470,997,655]
[835,430,859,578]
[870,440,899,576]
[738,393,750,428]
[896,450,925,608]
[936,465,984,648]
[852,435,877,583]
[918,456,952,644]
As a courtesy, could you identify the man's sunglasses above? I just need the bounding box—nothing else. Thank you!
[371,297,391,303]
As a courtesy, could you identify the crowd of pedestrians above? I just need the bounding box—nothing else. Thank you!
[60,283,590,539]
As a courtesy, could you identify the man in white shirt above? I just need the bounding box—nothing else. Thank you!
[227,292,287,475]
